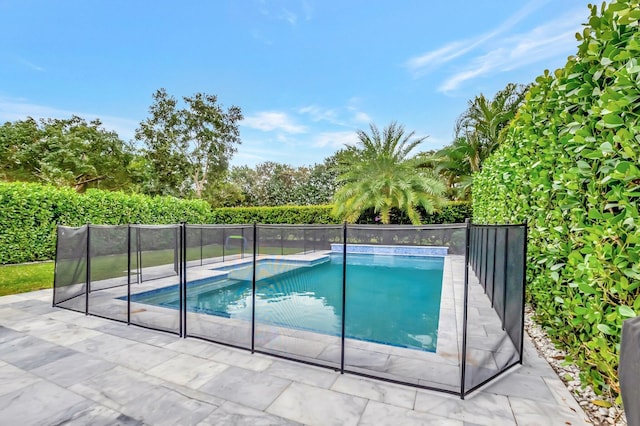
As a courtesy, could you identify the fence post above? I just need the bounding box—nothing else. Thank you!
[127,224,131,325]
[85,223,91,316]
[251,222,257,353]
[341,222,347,374]
[52,224,60,308]
[461,218,471,399]
[519,220,528,363]
[183,222,188,338]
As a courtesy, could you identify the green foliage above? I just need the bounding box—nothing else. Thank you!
[356,201,472,224]
[1,181,471,265]
[135,88,243,198]
[0,116,136,191]
[209,205,337,224]
[473,0,640,399]
[0,182,211,264]
[454,83,529,171]
[227,159,338,207]
[333,122,446,224]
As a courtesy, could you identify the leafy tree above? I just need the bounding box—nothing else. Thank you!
[226,159,338,207]
[332,122,446,224]
[0,116,135,191]
[135,89,243,198]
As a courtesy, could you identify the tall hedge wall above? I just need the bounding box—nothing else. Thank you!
[473,1,639,399]
[0,181,471,264]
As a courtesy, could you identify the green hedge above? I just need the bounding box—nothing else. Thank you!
[0,182,211,264]
[1,181,472,264]
[209,205,337,224]
[473,0,639,400]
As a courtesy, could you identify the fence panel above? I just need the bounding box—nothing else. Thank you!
[504,227,526,355]
[185,225,254,348]
[253,225,343,367]
[463,224,526,395]
[53,225,88,312]
[87,225,129,322]
[342,225,463,393]
[127,225,182,334]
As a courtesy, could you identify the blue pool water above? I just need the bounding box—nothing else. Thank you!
[131,254,444,351]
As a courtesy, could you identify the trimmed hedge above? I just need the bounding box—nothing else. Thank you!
[210,203,472,225]
[0,181,472,264]
[0,182,211,264]
[473,1,639,399]
[209,205,337,224]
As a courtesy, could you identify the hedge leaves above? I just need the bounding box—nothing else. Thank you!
[473,0,639,399]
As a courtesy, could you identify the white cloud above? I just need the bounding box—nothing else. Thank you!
[353,111,371,123]
[299,101,371,126]
[298,105,341,124]
[17,57,45,72]
[0,97,138,140]
[241,111,307,134]
[438,9,584,93]
[312,131,359,148]
[405,0,550,76]
[280,8,297,25]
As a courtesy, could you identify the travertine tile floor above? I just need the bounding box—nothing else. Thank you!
[0,288,591,425]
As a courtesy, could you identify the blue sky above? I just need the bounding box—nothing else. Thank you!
[0,0,592,167]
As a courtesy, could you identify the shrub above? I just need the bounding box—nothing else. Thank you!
[473,0,640,400]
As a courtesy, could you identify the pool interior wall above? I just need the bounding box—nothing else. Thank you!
[52,223,527,399]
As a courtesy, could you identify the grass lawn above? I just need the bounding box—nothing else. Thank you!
[0,245,305,297]
[0,262,54,296]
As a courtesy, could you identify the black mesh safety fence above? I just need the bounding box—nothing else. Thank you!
[343,224,466,393]
[53,225,88,312]
[53,221,527,398]
[87,225,129,322]
[253,224,344,367]
[464,223,527,396]
[184,224,254,349]
[127,224,183,334]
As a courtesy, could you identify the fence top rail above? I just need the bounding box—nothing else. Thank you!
[129,224,182,229]
[256,224,344,229]
[470,223,527,229]
[87,224,129,229]
[186,224,254,229]
[350,223,468,231]
[57,224,87,231]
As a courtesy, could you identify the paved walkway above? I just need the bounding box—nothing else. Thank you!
[0,289,590,425]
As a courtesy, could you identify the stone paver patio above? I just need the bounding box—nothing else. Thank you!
[0,288,591,425]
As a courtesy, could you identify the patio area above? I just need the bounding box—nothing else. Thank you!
[0,288,590,425]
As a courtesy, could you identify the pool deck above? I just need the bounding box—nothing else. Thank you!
[0,288,591,425]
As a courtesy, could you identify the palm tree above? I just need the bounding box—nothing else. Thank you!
[454,83,528,167]
[332,122,446,224]
[427,137,475,200]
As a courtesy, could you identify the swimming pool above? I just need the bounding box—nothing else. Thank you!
[130,253,444,351]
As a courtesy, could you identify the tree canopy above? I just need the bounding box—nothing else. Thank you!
[135,89,243,198]
[0,116,135,192]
